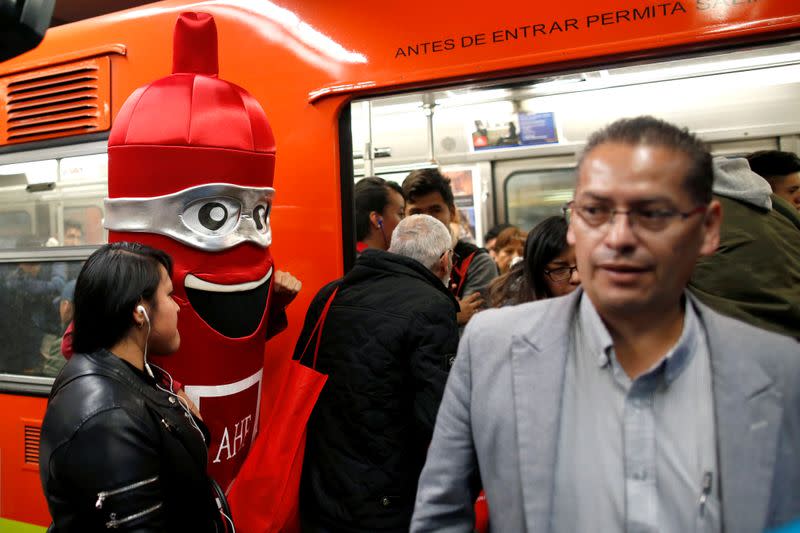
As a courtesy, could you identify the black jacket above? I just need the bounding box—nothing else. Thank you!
[293,249,459,533]
[39,350,225,532]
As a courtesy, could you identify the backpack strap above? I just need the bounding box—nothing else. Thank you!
[298,287,339,369]
[451,251,478,298]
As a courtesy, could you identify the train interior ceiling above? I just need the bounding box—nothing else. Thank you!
[0,39,798,379]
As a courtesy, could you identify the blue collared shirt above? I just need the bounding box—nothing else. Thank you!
[552,293,720,533]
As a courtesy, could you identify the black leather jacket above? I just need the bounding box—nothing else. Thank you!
[40,349,226,532]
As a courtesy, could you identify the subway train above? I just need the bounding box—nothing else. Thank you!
[0,0,798,529]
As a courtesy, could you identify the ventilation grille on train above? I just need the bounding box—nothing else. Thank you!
[24,424,41,464]
[1,56,111,145]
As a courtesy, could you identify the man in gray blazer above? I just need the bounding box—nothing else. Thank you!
[411,116,800,533]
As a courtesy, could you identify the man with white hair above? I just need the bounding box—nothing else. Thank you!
[293,214,460,533]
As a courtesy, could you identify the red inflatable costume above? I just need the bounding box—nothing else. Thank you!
[105,12,280,491]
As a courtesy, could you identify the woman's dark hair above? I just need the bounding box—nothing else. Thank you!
[355,177,403,241]
[72,242,173,354]
[488,216,570,306]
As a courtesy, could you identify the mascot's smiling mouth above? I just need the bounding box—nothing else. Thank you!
[184,268,273,338]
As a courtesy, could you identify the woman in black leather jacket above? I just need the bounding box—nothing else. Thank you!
[39,242,230,532]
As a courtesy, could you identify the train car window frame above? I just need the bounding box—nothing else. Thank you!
[0,247,98,396]
[0,141,107,395]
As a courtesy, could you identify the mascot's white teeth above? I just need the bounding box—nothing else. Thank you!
[185,267,273,293]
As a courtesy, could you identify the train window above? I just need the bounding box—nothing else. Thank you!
[63,205,105,246]
[0,258,84,385]
[0,211,32,248]
[505,169,575,231]
[0,150,108,250]
[0,146,105,392]
[0,204,51,250]
[0,160,58,187]
[349,40,800,234]
[60,154,108,246]
[59,153,108,183]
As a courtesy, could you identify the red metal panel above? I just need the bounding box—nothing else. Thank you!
[1,56,111,144]
[0,395,48,526]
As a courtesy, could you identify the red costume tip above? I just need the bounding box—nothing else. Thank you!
[172,12,219,77]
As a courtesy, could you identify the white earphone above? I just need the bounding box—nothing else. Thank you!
[136,304,149,324]
[136,304,155,378]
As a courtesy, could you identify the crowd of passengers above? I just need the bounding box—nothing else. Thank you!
[31,116,800,532]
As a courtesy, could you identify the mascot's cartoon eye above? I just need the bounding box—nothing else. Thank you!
[200,202,228,230]
[183,197,241,235]
[252,203,271,232]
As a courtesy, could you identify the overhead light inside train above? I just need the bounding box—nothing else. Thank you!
[528,45,800,96]
[434,88,511,107]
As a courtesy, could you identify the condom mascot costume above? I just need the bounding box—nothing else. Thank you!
[104,16,323,529]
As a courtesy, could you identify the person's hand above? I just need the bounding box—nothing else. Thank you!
[176,387,202,421]
[272,270,302,308]
[456,291,483,326]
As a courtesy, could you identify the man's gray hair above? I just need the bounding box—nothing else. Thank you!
[389,214,452,270]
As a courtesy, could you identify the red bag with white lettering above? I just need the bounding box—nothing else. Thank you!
[227,290,336,533]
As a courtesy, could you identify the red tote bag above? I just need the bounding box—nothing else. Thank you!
[228,288,338,533]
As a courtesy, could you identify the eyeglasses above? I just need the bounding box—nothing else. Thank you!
[439,248,453,260]
[544,265,578,283]
[562,201,707,232]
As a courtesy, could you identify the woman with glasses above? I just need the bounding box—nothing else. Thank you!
[487,216,580,307]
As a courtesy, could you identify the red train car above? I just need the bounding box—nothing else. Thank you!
[0,1,798,529]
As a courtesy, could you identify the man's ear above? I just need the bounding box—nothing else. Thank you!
[698,199,722,257]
